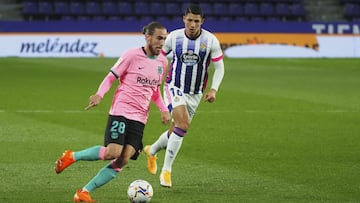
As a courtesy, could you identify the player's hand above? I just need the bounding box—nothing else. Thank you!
[204,89,217,103]
[161,111,171,125]
[85,94,102,110]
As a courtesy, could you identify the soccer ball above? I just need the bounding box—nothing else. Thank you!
[127,180,154,203]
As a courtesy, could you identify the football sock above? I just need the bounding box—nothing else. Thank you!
[74,145,106,161]
[83,160,121,192]
[150,130,170,155]
[162,127,186,172]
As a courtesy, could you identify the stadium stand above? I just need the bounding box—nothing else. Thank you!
[341,1,360,21]
[19,0,308,22]
[0,0,358,22]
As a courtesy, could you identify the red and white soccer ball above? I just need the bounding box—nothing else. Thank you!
[127,180,154,203]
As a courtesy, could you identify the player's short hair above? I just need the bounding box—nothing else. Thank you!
[142,21,166,35]
[185,3,204,18]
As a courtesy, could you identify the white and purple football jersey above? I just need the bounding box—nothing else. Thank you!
[162,28,223,94]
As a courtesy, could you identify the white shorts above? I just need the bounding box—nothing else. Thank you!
[164,84,202,121]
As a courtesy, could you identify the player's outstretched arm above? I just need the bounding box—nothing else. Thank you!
[85,94,102,110]
[85,72,117,110]
[204,88,217,103]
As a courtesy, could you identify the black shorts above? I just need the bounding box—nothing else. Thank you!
[104,115,145,160]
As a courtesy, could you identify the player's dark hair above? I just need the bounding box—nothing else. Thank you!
[185,3,204,18]
[142,21,165,35]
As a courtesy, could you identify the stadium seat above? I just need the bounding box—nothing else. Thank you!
[167,2,181,16]
[86,0,102,15]
[93,16,106,21]
[259,2,275,16]
[102,0,117,15]
[77,15,91,21]
[344,3,360,18]
[228,3,243,16]
[244,3,260,16]
[108,16,121,21]
[338,0,359,4]
[251,16,264,21]
[140,16,155,23]
[218,16,232,22]
[213,3,228,16]
[123,16,137,22]
[290,3,306,17]
[150,2,165,15]
[235,16,249,22]
[275,3,290,16]
[352,17,360,22]
[54,1,70,15]
[267,16,282,22]
[134,2,150,15]
[38,0,53,15]
[61,15,75,21]
[199,3,213,16]
[156,15,171,22]
[23,0,38,15]
[205,16,217,21]
[70,1,85,15]
[118,2,133,15]
[287,0,304,3]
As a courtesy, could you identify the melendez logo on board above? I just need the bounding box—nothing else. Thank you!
[20,37,99,56]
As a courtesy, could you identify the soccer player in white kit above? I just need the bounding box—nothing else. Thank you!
[144,3,225,188]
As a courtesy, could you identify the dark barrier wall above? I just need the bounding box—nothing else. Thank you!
[0,20,359,34]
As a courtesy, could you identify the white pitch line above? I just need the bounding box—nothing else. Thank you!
[196,110,234,113]
[63,110,101,113]
[16,110,53,113]
[13,110,102,113]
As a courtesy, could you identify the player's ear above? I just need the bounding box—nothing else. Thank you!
[145,33,151,41]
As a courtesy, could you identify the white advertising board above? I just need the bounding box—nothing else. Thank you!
[224,36,360,58]
[0,34,359,58]
[0,33,144,58]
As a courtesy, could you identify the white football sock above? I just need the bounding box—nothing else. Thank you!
[150,130,169,156]
[162,133,183,172]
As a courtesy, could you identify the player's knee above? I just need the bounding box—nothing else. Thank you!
[104,148,121,160]
[104,153,118,160]
[176,120,190,131]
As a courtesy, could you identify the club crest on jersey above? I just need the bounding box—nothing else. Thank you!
[200,42,207,52]
[157,66,162,75]
[181,50,200,66]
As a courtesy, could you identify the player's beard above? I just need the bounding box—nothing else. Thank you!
[149,44,160,56]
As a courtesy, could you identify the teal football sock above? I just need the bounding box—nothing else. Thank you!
[74,145,102,161]
[83,162,119,192]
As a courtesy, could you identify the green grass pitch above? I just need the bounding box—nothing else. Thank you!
[0,57,359,202]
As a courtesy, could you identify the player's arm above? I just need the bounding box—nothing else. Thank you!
[204,58,224,102]
[210,58,225,92]
[152,86,170,125]
[85,55,129,110]
[204,36,225,103]
[85,72,117,110]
